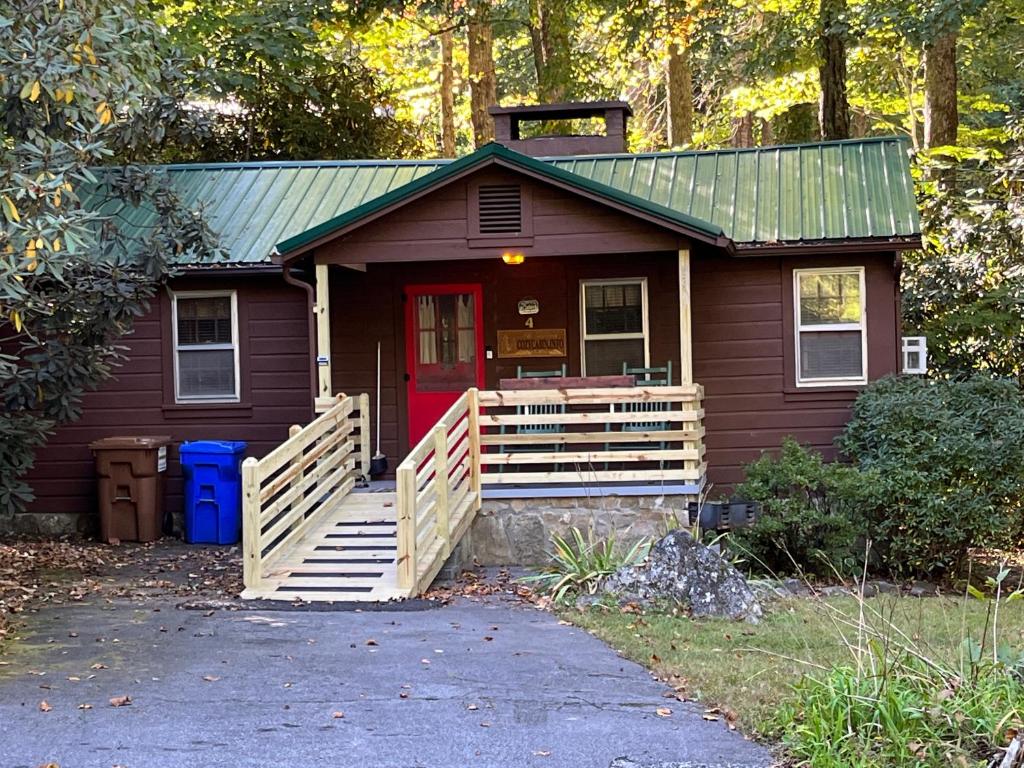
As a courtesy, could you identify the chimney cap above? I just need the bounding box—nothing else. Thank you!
[488,100,633,120]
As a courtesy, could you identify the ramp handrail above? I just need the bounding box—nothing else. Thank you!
[242,393,370,594]
[395,388,482,594]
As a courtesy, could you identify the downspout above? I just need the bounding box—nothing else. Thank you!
[281,258,318,421]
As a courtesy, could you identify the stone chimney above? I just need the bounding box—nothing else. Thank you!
[488,101,632,157]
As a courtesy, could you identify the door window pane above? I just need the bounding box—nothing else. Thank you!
[414,292,477,392]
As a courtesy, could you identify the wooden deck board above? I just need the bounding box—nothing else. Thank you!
[242,492,407,603]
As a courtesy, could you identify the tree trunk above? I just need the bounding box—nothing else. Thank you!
[817,0,850,140]
[666,37,693,146]
[530,0,572,103]
[467,0,497,146]
[732,112,754,148]
[924,31,958,148]
[440,27,456,156]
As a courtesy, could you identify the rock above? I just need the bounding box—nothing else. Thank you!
[782,578,812,596]
[909,580,938,598]
[873,580,900,595]
[594,530,762,623]
[858,582,879,598]
[818,585,850,598]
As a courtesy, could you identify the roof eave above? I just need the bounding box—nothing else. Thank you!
[733,235,923,256]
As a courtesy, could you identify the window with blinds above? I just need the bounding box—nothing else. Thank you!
[794,268,867,386]
[173,293,239,402]
[580,279,648,376]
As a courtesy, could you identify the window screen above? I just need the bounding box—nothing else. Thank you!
[175,294,238,401]
[795,269,866,385]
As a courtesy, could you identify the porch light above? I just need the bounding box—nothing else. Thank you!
[501,252,525,265]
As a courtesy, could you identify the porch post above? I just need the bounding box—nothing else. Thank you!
[314,263,332,399]
[678,247,693,384]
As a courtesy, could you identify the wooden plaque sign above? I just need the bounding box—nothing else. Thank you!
[497,328,567,358]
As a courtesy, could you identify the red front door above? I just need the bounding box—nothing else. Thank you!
[405,284,485,448]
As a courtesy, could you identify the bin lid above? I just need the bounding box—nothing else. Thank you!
[89,435,172,450]
[179,440,248,455]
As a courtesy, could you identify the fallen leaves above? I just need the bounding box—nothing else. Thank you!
[202,675,221,682]
[38,700,52,712]
[77,703,92,710]
[0,539,242,647]
[108,695,131,708]
[332,711,345,719]
[655,707,672,718]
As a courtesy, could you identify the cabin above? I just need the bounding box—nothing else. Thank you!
[21,101,922,602]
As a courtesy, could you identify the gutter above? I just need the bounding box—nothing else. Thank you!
[281,262,318,421]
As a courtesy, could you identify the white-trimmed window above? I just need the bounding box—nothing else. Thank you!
[902,336,928,374]
[580,278,649,376]
[172,291,240,402]
[794,267,867,386]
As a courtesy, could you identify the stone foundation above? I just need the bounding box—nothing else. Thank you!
[0,512,95,537]
[465,494,695,566]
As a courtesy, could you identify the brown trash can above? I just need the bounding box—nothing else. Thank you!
[89,436,172,544]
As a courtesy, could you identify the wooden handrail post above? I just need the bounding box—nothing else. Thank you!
[241,457,261,591]
[467,387,482,509]
[358,392,371,480]
[433,425,450,558]
[396,464,417,592]
[287,424,303,533]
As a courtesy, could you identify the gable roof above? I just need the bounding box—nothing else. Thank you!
[274,142,730,257]
[86,136,920,267]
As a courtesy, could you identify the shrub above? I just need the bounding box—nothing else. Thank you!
[730,438,879,577]
[839,376,1024,577]
[521,527,648,603]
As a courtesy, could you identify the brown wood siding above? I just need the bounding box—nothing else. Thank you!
[25,275,313,523]
[692,250,900,489]
[315,168,682,265]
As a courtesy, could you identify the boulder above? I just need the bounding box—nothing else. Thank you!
[592,530,763,623]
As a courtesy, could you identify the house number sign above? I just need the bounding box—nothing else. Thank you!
[497,328,567,358]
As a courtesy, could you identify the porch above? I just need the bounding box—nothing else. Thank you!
[240,383,705,602]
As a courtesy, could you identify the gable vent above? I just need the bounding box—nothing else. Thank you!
[477,184,522,234]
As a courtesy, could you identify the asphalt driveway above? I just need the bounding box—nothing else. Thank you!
[0,594,771,768]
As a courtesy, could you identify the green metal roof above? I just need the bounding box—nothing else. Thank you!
[88,137,919,266]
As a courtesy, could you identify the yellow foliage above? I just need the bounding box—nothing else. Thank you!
[2,195,19,223]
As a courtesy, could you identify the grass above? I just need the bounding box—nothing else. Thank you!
[564,594,1024,736]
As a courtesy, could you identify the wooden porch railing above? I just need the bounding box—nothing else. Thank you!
[476,385,706,486]
[241,393,370,594]
[395,389,482,594]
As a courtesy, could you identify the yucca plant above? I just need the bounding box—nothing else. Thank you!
[521,526,649,603]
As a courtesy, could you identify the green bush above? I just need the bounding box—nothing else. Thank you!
[731,438,879,577]
[839,376,1024,577]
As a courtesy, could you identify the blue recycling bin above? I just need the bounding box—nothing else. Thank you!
[179,441,247,545]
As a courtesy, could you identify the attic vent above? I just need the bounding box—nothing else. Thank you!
[477,184,522,234]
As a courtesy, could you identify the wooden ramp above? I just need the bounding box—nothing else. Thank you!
[242,492,405,603]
